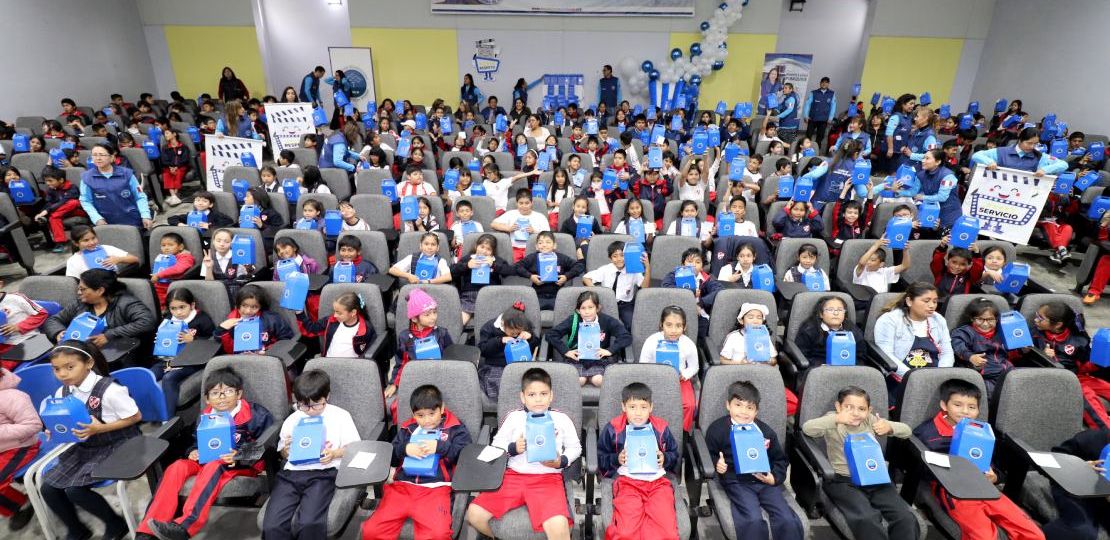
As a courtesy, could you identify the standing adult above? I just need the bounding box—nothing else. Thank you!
[884,93,918,173]
[326,70,353,129]
[758,68,783,115]
[79,143,152,229]
[512,78,530,109]
[769,83,800,144]
[300,65,326,107]
[460,74,482,109]
[217,67,250,103]
[319,122,361,176]
[804,76,836,147]
[597,64,621,111]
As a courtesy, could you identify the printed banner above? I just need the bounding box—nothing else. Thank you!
[204,135,263,191]
[433,0,694,16]
[962,165,1052,245]
[759,53,812,116]
[264,103,314,153]
[328,47,377,111]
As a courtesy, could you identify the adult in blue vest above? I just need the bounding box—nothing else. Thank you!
[215,100,257,140]
[769,83,801,144]
[597,64,621,111]
[79,143,151,229]
[460,73,482,109]
[300,65,326,107]
[813,139,863,209]
[971,127,1068,176]
[914,149,962,229]
[884,94,917,172]
[319,122,360,174]
[804,76,837,145]
[899,108,938,171]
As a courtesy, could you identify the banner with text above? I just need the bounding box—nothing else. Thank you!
[264,103,314,153]
[961,165,1052,245]
[204,135,263,191]
[759,53,812,115]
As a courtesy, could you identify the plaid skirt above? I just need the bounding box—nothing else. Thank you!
[43,435,134,489]
[479,365,505,401]
[460,289,478,313]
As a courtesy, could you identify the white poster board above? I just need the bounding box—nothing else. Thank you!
[264,103,313,153]
[204,135,263,191]
[328,47,376,111]
[961,165,1052,245]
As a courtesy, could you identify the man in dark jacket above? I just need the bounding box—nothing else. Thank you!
[300,66,326,107]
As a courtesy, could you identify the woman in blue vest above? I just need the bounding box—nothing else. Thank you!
[770,82,801,144]
[460,74,482,109]
[899,108,938,170]
[813,139,863,209]
[971,127,1068,177]
[758,68,783,115]
[883,93,917,173]
[832,115,872,156]
[79,143,152,229]
[318,122,361,175]
[215,100,257,140]
[325,69,353,129]
[915,149,962,230]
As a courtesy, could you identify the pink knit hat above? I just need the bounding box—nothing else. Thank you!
[407,289,438,319]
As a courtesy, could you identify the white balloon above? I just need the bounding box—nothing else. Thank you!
[619,57,639,78]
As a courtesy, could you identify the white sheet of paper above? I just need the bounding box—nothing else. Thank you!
[477,446,505,463]
[923,451,950,468]
[348,451,376,470]
[1029,452,1061,469]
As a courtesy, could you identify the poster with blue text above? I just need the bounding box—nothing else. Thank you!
[432,0,694,17]
[759,54,812,116]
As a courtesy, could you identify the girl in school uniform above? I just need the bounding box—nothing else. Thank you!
[451,234,513,325]
[385,289,454,401]
[780,243,831,290]
[718,303,799,414]
[64,225,141,278]
[294,199,326,233]
[476,302,541,400]
[665,200,713,249]
[546,168,575,230]
[203,229,257,302]
[242,186,285,251]
[152,288,216,415]
[39,340,141,540]
[214,285,295,354]
[0,283,49,371]
[611,197,657,248]
[272,236,321,278]
[717,243,759,288]
[389,232,453,285]
[547,291,632,388]
[559,196,603,259]
[638,306,699,431]
[296,291,376,359]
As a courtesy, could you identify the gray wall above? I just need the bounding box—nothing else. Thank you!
[3,0,156,120]
[971,0,1108,134]
[774,0,871,110]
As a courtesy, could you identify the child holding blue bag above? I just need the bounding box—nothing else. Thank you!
[780,243,831,290]
[386,289,455,402]
[214,285,294,354]
[559,196,603,259]
[294,199,327,233]
[476,302,539,400]
[152,288,216,415]
[513,231,584,310]
[451,234,512,324]
[389,232,453,285]
[64,225,141,278]
[272,237,321,280]
[243,186,285,251]
[638,306,699,431]
[296,292,375,361]
[547,291,632,387]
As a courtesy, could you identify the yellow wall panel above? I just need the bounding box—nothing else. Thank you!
[164,26,265,99]
[667,33,777,106]
[860,36,964,106]
[350,28,459,106]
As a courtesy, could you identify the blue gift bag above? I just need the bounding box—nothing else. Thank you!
[1089,142,1105,163]
[575,215,594,241]
[802,147,816,158]
[679,218,698,238]
[724,143,741,164]
[675,95,688,110]
[675,265,697,291]
[729,157,747,182]
[441,170,460,193]
[995,262,1029,294]
[460,221,479,236]
[240,152,256,168]
[41,396,93,444]
[766,93,779,110]
[12,133,29,153]
[537,150,552,171]
[495,114,508,134]
[1094,329,1110,368]
[639,128,651,147]
[233,315,263,352]
[515,143,528,159]
[530,181,547,200]
[852,160,871,186]
[776,175,794,199]
[669,116,683,132]
[602,169,618,191]
[920,92,932,106]
[471,256,491,285]
[951,418,995,473]
[919,201,940,229]
[324,210,342,236]
[571,170,585,188]
[415,256,439,281]
[577,321,601,360]
[513,218,531,243]
[504,338,533,363]
[414,112,427,131]
[1000,311,1033,349]
[628,220,646,247]
[8,179,35,205]
[886,216,913,249]
[845,433,890,486]
[526,412,558,463]
[652,338,680,372]
[361,112,376,130]
[64,312,105,341]
[731,423,771,474]
[142,140,160,159]
[959,114,973,130]
[295,218,316,231]
[793,176,814,201]
[538,252,559,282]
[231,235,255,265]
[45,147,63,167]
[275,258,299,282]
[332,261,355,283]
[280,272,310,310]
[881,97,894,115]
[312,107,328,127]
[802,271,825,292]
[994,99,1008,114]
[239,205,260,229]
[950,216,981,249]
[651,125,666,145]
[1100,445,1110,480]
[1076,171,1100,192]
[733,102,752,118]
[717,212,736,237]
[289,416,326,465]
[196,412,235,464]
[586,118,599,135]
[716,101,728,116]
[402,429,441,476]
[81,246,113,271]
[1053,172,1076,195]
[826,331,857,366]
[283,178,300,203]
[852,83,862,96]
[400,196,419,222]
[939,104,951,119]
[230,178,249,204]
[0,312,6,343]
[692,132,708,155]
[186,125,201,143]
[467,158,481,173]
[152,254,177,284]
[554,111,565,126]
[752,264,776,292]
[414,336,442,360]
[708,129,721,148]
[381,178,398,203]
[968,101,980,115]
[1088,196,1110,220]
[625,424,658,474]
[744,325,772,363]
[396,136,412,159]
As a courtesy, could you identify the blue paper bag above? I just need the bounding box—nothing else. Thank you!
[885,216,913,249]
[939,104,951,119]
[495,114,508,134]
[187,125,201,143]
[280,272,310,310]
[623,243,645,273]
[717,212,736,237]
[670,116,683,132]
[845,433,890,486]
[575,215,594,241]
[959,114,973,130]
[1000,311,1033,349]
[196,411,235,464]
[414,113,427,131]
[920,92,932,106]
[692,132,708,155]
[994,99,1008,114]
[312,107,328,127]
[766,93,779,110]
[513,218,531,243]
[402,429,441,476]
[554,111,565,126]
[651,125,666,145]
[415,256,439,281]
[852,160,871,186]
[852,83,862,96]
[234,316,262,353]
[679,218,698,238]
[826,331,857,366]
[729,157,747,181]
[64,312,105,341]
[1089,142,1105,163]
[995,262,1029,294]
[231,235,255,265]
[625,424,659,474]
[803,147,816,158]
[1054,172,1076,195]
[951,418,995,473]
[186,210,205,229]
[1092,328,1110,368]
[744,325,772,363]
[8,179,35,205]
[413,336,442,360]
[968,101,980,115]
[578,321,601,361]
[1102,445,1110,480]
[396,137,411,159]
[240,152,256,168]
[731,423,771,474]
[468,158,481,173]
[1076,171,1100,192]
[504,338,532,363]
[400,196,419,222]
[602,169,618,191]
[12,134,29,152]
[324,209,342,237]
[437,115,452,135]
[1089,196,1110,220]
[381,178,398,203]
[151,254,176,284]
[628,219,646,246]
[776,175,794,199]
[515,143,528,158]
[586,118,599,135]
[802,271,825,292]
[675,265,697,290]
[332,261,355,283]
[871,92,881,106]
[275,258,298,282]
[81,246,114,271]
[752,264,776,292]
[881,97,894,115]
[793,176,814,201]
[724,143,741,163]
[282,178,300,203]
[734,102,752,119]
[707,129,721,148]
[238,204,259,229]
[536,149,552,171]
[716,101,728,116]
[142,140,160,159]
[649,146,665,169]
[41,396,93,444]
[950,216,981,249]
[231,178,250,203]
[471,256,491,285]
[526,412,557,463]
[919,201,940,229]
[538,252,559,282]
[654,339,681,373]
[289,416,326,465]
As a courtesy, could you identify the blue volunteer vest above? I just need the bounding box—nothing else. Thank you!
[599,77,620,109]
[994,145,1041,172]
[891,113,912,153]
[81,166,142,226]
[815,159,855,206]
[917,165,962,227]
[300,73,319,102]
[909,127,935,153]
[778,94,799,129]
[317,132,346,169]
[809,89,834,121]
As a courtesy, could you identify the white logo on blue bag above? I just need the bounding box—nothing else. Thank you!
[841,350,850,359]
[746,448,759,460]
[298,436,312,449]
[865,458,879,471]
[534,435,546,447]
[121,190,131,198]
[969,447,983,459]
[236,249,245,257]
[240,332,253,342]
[55,423,68,434]
[638,447,648,458]
[161,338,173,348]
[1013,329,1024,338]
[208,437,222,450]
[69,331,80,339]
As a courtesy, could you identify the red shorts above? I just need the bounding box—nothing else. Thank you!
[471,470,570,532]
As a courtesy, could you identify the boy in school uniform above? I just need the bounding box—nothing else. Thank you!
[34,166,85,251]
[912,380,1044,540]
[467,368,582,540]
[597,383,680,540]
[143,368,274,540]
[705,381,804,540]
[362,384,473,539]
[262,370,361,540]
[492,188,551,262]
[582,241,651,331]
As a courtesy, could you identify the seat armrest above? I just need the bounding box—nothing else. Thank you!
[776,280,806,302]
[1021,347,1064,369]
[864,340,899,373]
[833,275,877,302]
[538,336,549,362]
[1024,277,1054,295]
[478,424,491,446]
[585,427,598,475]
[266,340,307,368]
[41,261,68,276]
[91,436,169,481]
[150,417,182,441]
[797,431,836,482]
[364,421,386,442]
[782,341,811,372]
[444,343,481,365]
[692,429,716,479]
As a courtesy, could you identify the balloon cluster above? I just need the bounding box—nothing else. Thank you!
[618,0,746,99]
